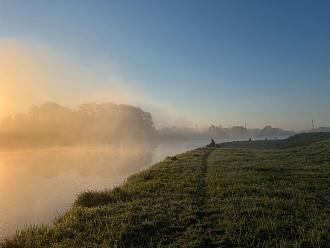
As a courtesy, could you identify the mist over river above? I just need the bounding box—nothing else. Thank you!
[0,139,211,239]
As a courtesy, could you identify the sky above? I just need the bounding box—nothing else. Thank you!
[0,0,329,130]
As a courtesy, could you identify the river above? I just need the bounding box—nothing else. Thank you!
[0,139,210,239]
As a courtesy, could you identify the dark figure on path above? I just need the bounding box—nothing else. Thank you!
[208,139,216,147]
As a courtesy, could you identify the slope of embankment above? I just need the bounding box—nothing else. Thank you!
[2,133,330,247]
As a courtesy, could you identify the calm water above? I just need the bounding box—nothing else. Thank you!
[0,140,209,239]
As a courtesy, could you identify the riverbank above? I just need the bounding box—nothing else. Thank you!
[2,133,330,247]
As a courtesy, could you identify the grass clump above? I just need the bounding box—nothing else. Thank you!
[74,187,132,207]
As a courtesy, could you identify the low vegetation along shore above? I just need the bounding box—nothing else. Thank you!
[2,132,330,247]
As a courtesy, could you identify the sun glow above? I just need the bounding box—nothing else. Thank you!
[0,95,6,114]
[0,39,48,116]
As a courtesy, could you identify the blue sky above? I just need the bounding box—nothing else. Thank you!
[0,0,329,129]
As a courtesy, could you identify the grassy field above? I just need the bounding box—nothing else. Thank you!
[2,133,330,247]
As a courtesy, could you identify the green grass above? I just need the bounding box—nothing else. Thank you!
[2,133,330,247]
[218,132,330,149]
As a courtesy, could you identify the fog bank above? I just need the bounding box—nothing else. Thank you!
[0,102,158,149]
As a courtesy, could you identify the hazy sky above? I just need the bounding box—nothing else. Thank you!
[0,0,329,130]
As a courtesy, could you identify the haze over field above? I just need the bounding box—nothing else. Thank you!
[0,100,313,150]
[0,1,329,130]
[0,38,194,128]
[0,37,329,131]
[0,0,330,245]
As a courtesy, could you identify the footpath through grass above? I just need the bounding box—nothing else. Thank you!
[2,133,330,247]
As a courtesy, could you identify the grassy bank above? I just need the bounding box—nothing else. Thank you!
[2,133,330,247]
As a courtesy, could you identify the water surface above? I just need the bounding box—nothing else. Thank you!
[0,140,209,239]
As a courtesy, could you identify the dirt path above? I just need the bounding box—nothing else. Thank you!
[195,147,215,247]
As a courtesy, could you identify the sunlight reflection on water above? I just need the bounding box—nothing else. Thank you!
[0,140,209,239]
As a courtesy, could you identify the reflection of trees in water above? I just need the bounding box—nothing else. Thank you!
[0,143,156,178]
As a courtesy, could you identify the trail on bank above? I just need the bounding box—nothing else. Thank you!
[2,133,330,247]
